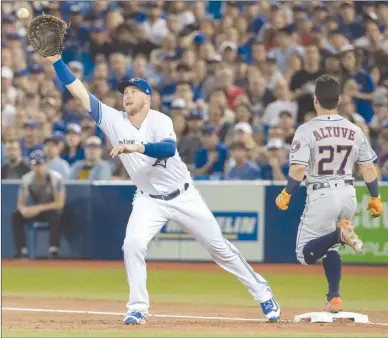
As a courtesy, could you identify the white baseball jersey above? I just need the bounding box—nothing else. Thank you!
[95,100,191,194]
[90,96,276,317]
[289,114,377,184]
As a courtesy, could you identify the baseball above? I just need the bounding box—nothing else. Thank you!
[17,8,29,19]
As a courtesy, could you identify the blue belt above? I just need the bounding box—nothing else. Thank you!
[148,183,189,201]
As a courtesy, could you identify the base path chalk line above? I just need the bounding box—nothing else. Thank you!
[2,307,388,326]
[2,307,266,322]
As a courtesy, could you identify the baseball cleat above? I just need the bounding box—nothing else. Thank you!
[123,312,147,325]
[260,297,281,322]
[325,297,343,313]
[337,218,364,253]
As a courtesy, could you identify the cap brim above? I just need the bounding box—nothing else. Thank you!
[117,81,149,95]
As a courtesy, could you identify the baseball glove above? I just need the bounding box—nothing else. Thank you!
[27,13,67,57]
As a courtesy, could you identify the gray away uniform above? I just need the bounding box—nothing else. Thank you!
[289,114,377,264]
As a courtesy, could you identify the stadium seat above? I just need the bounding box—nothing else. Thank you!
[27,222,50,259]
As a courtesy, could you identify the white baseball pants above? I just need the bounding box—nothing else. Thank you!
[122,184,273,314]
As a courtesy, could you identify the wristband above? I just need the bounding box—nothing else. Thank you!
[366,178,379,198]
[53,58,77,85]
[285,176,302,194]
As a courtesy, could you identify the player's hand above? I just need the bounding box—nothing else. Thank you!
[110,144,144,158]
[367,195,383,218]
[275,188,292,211]
[46,54,62,64]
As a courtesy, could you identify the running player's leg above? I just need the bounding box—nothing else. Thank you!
[122,194,168,316]
[295,188,341,266]
[322,186,357,305]
[171,187,274,305]
[296,186,357,311]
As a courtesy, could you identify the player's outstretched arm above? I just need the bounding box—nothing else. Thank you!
[360,162,383,218]
[46,54,93,116]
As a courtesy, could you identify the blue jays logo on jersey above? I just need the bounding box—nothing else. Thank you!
[153,158,168,168]
[119,139,135,144]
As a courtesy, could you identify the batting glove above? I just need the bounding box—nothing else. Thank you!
[275,189,292,211]
[367,195,383,218]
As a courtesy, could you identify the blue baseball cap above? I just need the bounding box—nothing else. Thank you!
[29,150,47,165]
[200,123,215,135]
[193,33,206,45]
[117,78,153,96]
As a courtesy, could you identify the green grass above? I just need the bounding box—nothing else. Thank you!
[3,267,388,310]
[2,265,388,337]
[3,329,388,338]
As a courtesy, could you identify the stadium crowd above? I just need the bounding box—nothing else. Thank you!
[2,0,388,181]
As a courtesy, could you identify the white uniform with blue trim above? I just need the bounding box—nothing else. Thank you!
[289,114,377,264]
[92,98,274,314]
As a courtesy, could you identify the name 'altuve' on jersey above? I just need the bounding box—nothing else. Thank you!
[289,114,377,184]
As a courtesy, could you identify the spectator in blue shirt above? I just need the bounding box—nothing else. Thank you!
[341,46,375,123]
[225,142,261,180]
[193,124,229,180]
[68,6,90,44]
[206,1,223,19]
[245,1,266,35]
[159,56,178,112]
[19,121,44,162]
[338,2,364,40]
[61,124,85,165]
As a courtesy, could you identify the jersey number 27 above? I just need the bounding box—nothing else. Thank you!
[318,145,352,175]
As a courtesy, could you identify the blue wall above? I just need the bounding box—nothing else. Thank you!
[2,183,93,258]
[2,182,307,262]
[264,186,306,263]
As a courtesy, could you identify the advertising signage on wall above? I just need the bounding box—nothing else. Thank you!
[147,183,265,262]
[340,186,388,264]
